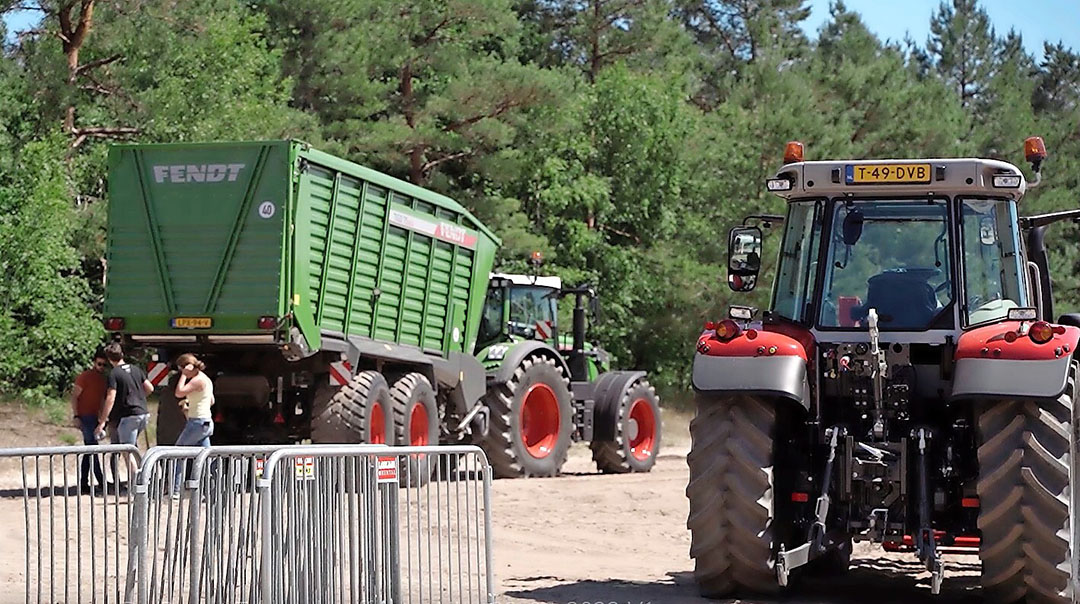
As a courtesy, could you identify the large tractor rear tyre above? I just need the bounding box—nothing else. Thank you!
[591,379,662,473]
[156,385,185,446]
[976,361,1076,604]
[391,373,439,486]
[480,354,572,478]
[686,393,779,598]
[311,370,394,445]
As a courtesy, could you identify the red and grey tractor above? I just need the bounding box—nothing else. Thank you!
[687,137,1080,601]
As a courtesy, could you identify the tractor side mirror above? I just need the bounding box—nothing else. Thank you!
[728,226,762,292]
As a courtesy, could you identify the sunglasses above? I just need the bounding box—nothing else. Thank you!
[94,362,107,368]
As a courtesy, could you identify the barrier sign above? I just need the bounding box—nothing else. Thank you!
[377,457,397,483]
[294,456,315,481]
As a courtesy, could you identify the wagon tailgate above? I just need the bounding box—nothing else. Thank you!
[104,142,290,332]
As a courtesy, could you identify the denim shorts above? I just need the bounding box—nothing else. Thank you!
[114,414,150,445]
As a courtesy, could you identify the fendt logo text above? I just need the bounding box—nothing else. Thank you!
[152,163,246,184]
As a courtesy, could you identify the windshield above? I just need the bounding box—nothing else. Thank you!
[819,199,953,330]
[960,198,1027,325]
[508,286,557,337]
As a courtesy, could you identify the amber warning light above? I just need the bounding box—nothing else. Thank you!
[1024,136,1047,164]
[783,141,805,164]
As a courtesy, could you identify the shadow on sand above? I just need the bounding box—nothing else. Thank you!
[504,555,982,603]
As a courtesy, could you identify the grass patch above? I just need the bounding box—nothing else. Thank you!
[59,433,78,446]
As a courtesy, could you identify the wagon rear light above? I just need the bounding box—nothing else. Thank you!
[961,497,980,508]
[791,492,809,503]
[713,319,741,341]
[104,317,125,331]
[257,316,278,330]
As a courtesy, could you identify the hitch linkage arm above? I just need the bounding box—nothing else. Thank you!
[915,428,945,595]
[777,426,846,587]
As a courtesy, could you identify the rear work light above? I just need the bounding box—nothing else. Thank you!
[1029,321,1064,344]
[713,319,741,341]
[992,174,1021,188]
[257,316,279,330]
[104,317,125,331]
[767,178,793,192]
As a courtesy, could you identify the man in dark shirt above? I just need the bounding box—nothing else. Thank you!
[97,343,153,482]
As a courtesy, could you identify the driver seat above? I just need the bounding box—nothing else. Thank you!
[853,271,939,329]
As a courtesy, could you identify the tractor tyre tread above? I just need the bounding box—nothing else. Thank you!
[977,361,1075,604]
[479,354,571,478]
[591,379,662,473]
[686,393,778,598]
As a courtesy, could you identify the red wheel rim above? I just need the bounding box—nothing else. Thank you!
[520,383,560,459]
[628,398,656,462]
[409,404,430,446]
[369,402,386,444]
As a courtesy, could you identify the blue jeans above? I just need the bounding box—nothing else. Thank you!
[78,415,104,487]
[174,418,214,492]
[114,413,150,445]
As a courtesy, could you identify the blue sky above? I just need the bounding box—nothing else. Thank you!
[802,0,1080,59]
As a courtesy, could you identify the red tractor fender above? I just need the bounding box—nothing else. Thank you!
[692,324,813,410]
[951,320,1080,401]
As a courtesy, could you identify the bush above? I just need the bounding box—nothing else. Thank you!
[0,137,103,397]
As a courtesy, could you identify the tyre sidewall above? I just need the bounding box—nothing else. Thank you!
[508,359,572,476]
[617,383,661,472]
[358,373,394,445]
[393,375,439,486]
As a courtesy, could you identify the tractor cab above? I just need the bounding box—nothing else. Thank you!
[478,273,562,345]
[728,148,1038,341]
[476,272,609,381]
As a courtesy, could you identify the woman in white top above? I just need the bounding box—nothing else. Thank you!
[172,353,214,495]
[174,352,215,446]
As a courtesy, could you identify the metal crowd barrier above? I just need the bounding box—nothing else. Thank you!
[0,444,142,604]
[257,445,495,604]
[0,443,494,604]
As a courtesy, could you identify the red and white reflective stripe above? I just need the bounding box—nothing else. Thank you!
[147,362,169,386]
[534,320,552,340]
[329,360,353,386]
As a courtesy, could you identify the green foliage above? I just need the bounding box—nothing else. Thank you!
[1,0,1080,408]
[0,137,103,396]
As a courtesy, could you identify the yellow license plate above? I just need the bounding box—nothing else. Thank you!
[846,163,931,184]
[171,317,212,329]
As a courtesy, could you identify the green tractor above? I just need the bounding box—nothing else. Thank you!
[473,271,662,478]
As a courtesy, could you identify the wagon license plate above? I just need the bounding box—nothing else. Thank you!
[171,317,212,329]
[846,163,931,184]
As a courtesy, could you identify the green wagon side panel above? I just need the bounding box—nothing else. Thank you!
[294,145,499,357]
[105,139,499,360]
[104,141,290,333]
